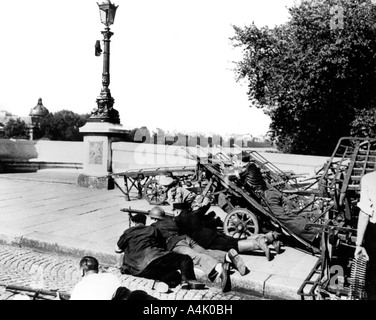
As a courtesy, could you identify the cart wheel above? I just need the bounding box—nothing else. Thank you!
[143,179,167,205]
[223,208,259,239]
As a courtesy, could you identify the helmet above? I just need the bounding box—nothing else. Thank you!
[149,206,166,220]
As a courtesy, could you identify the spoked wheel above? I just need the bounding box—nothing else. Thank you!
[143,179,167,205]
[223,208,259,239]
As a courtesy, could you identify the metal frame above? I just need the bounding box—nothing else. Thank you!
[183,146,323,254]
[301,137,376,299]
[109,166,196,201]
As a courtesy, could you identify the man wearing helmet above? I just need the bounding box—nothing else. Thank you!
[116,213,204,292]
[159,173,274,260]
[149,206,247,293]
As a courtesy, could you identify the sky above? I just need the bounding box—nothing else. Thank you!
[0,0,297,137]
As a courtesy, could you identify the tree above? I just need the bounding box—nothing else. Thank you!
[39,110,90,141]
[350,107,376,137]
[3,118,30,139]
[232,0,376,155]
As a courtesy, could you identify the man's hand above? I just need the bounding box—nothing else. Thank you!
[202,196,211,206]
[354,246,369,260]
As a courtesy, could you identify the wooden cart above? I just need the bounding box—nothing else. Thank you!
[109,166,196,204]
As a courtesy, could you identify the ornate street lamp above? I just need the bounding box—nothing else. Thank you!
[89,0,120,124]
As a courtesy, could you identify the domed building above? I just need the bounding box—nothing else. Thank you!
[29,98,49,140]
[29,98,49,120]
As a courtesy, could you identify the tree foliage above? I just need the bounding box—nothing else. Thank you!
[232,0,376,155]
[350,107,376,137]
[3,118,30,139]
[38,110,90,141]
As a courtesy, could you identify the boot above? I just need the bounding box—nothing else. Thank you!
[218,262,231,293]
[208,262,231,293]
[265,231,282,255]
[237,236,271,261]
[227,248,248,276]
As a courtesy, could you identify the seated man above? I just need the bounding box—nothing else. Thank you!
[238,156,320,244]
[175,197,273,261]
[116,213,204,291]
[159,175,197,213]
[149,206,248,293]
[70,256,121,300]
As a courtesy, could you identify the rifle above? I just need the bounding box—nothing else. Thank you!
[121,207,175,227]
[2,283,71,300]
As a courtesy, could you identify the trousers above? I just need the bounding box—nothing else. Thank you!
[365,222,376,300]
[172,237,226,275]
[138,252,196,287]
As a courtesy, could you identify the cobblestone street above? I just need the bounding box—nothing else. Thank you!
[0,244,264,300]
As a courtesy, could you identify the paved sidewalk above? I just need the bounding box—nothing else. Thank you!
[0,169,319,300]
[0,244,259,300]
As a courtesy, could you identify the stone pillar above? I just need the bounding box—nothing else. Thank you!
[29,127,34,141]
[77,122,128,190]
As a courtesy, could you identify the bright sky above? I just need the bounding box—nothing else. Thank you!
[0,0,296,137]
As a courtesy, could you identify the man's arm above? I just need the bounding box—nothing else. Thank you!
[192,198,211,218]
[355,210,370,259]
[355,174,373,259]
[152,226,168,249]
[117,229,132,252]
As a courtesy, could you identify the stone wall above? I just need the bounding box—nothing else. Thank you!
[0,139,83,172]
[112,142,330,177]
[0,139,331,177]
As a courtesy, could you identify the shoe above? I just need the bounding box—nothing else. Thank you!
[208,269,218,283]
[257,236,271,261]
[181,280,206,290]
[219,262,231,293]
[273,240,282,254]
[264,231,275,244]
[151,280,169,293]
[227,249,248,276]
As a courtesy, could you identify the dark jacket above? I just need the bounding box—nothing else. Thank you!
[239,162,267,190]
[175,204,218,249]
[151,217,187,251]
[117,225,168,276]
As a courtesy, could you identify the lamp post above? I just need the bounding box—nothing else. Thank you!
[88,0,120,124]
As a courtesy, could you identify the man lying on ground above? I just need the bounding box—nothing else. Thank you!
[149,206,247,292]
[116,213,205,293]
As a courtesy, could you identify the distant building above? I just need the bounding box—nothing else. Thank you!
[0,110,19,123]
[0,98,49,140]
[0,109,31,125]
[29,98,49,140]
[29,98,49,121]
